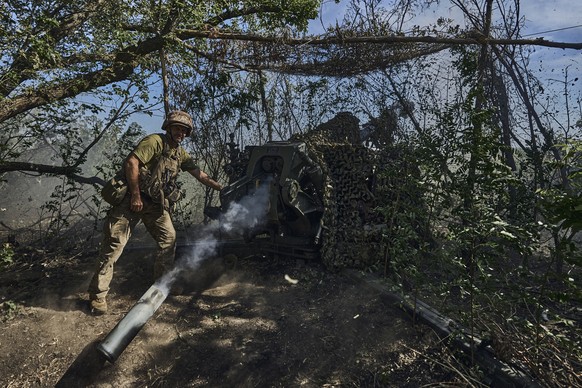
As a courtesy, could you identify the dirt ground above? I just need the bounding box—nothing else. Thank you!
[0,242,467,387]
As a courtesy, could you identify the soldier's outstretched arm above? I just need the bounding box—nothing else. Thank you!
[188,168,223,191]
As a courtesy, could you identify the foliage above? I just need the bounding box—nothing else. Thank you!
[538,140,582,266]
[0,300,19,322]
[372,145,432,280]
[376,90,581,381]
[0,0,320,123]
[0,243,14,269]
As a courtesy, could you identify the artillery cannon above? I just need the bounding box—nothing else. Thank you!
[206,140,326,260]
[95,113,385,364]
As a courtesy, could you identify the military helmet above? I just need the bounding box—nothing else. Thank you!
[162,110,193,136]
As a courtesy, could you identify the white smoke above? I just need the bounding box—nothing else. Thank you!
[155,182,271,295]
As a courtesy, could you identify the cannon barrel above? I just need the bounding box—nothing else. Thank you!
[96,284,168,363]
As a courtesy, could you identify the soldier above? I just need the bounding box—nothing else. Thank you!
[88,110,222,315]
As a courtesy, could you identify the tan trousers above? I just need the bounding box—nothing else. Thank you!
[88,195,176,300]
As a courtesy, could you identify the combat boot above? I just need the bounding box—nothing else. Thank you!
[90,297,107,315]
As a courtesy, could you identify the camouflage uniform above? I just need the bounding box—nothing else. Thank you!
[88,133,198,301]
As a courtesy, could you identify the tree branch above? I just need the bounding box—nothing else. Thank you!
[174,29,582,50]
[0,35,165,122]
[0,0,107,97]
[0,162,105,186]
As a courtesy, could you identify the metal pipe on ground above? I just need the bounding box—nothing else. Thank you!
[344,269,542,387]
[96,284,168,363]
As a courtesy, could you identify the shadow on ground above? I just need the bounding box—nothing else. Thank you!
[1,245,455,387]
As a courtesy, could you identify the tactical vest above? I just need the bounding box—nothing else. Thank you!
[139,134,182,208]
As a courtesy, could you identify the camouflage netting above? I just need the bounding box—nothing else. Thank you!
[240,38,450,77]
[291,112,389,270]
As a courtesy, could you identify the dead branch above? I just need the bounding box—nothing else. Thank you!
[0,162,105,186]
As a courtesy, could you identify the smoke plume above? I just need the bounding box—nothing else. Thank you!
[155,182,271,296]
[94,183,272,363]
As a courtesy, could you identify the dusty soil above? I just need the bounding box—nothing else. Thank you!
[0,243,466,387]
